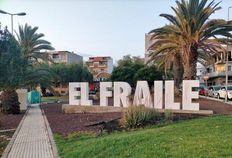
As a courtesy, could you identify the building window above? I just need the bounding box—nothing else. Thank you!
[228,51,232,61]
[52,54,59,59]
[228,65,232,71]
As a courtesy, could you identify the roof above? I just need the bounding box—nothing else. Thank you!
[95,72,111,78]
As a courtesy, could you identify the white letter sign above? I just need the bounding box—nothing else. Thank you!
[154,81,163,109]
[133,81,153,108]
[69,82,81,105]
[182,80,199,111]
[114,82,132,107]
[100,82,112,106]
[80,82,93,106]
[165,81,180,110]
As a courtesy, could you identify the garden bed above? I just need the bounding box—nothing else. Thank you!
[0,112,24,157]
[41,98,232,136]
[41,104,122,136]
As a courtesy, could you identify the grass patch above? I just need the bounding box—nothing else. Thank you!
[55,115,232,158]
[41,96,68,103]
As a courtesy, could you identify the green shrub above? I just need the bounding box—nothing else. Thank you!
[164,110,173,123]
[0,90,20,114]
[121,105,160,128]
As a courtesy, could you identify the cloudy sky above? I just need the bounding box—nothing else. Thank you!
[0,0,231,62]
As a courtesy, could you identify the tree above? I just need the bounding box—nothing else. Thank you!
[148,43,183,95]
[0,28,24,114]
[15,23,54,64]
[133,65,164,87]
[15,23,56,91]
[149,0,232,80]
[51,63,93,87]
[111,55,144,87]
[111,55,165,87]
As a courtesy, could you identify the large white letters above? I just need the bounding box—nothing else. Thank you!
[100,82,112,106]
[69,82,81,105]
[114,82,132,107]
[154,81,163,109]
[165,81,180,110]
[80,82,93,106]
[69,80,200,111]
[133,81,153,108]
[69,82,92,106]
[182,80,199,111]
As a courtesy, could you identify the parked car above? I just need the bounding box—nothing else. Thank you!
[45,92,54,97]
[199,86,208,96]
[217,86,232,100]
[208,85,221,98]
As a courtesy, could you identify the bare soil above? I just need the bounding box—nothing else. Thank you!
[0,112,24,130]
[0,112,24,156]
[0,131,14,157]
[41,104,122,136]
[41,98,232,136]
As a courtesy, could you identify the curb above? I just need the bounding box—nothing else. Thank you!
[1,109,29,158]
[41,107,59,158]
[200,96,232,105]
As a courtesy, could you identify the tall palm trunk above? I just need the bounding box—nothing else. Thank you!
[0,89,20,114]
[183,45,198,80]
[173,54,182,96]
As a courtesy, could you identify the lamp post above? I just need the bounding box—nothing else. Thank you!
[225,6,232,102]
[0,9,26,34]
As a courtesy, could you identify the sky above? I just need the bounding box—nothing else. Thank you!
[0,0,231,62]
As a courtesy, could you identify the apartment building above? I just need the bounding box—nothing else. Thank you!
[47,51,83,65]
[206,45,232,86]
[86,56,113,81]
[196,63,207,85]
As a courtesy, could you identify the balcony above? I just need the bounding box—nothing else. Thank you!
[98,64,107,67]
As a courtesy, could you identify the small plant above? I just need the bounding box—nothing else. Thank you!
[164,110,173,123]
[121,105,160,128]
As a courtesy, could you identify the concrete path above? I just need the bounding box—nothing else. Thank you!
[2,104,57,158]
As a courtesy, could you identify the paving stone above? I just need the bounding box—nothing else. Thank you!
[6,105,55,158]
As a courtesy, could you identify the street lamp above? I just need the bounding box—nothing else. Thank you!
[0,9,26,34]
[225,6,232,102]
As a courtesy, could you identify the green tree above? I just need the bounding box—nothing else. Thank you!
[111,55,144,87]
[51,63,93,87]
[0,28,24,114]
[133,65,164,87]
[16,23,54,64]
[149,0,232,80]
[15,23,55,91]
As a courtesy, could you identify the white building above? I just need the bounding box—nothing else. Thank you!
[46,51,83,65]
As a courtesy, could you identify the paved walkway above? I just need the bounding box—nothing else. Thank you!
[3,105,57,158]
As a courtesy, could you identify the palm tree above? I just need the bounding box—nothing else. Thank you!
[147,32,184,95]
[16,24,55,90]
[16,23,54,64]
[149,0,232,80]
